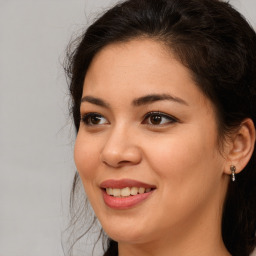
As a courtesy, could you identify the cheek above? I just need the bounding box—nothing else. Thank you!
[147,134,206,175]
[142,131,223,231]
[146,127,222,196]
[74,132,106,215]
[74,133,104,214]
[74,132,100,180]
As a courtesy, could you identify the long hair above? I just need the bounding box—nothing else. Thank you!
[64,0,256,255]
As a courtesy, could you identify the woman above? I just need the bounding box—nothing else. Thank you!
[65,0,256,255]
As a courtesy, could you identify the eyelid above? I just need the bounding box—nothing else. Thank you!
[80,112,109,126]
[142,111,179,125]
[80,111,179,127]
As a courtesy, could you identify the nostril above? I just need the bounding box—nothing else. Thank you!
[100,144,142,167]
[118,160,131,165]
[102,160,135,168]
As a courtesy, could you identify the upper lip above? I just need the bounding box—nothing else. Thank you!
[100,179,156,189]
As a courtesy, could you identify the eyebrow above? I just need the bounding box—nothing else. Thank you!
[81,96,110,108]
[80,93,188,108]
[132,93,188,106]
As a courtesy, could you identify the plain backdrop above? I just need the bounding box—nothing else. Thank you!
[0,1,255,256]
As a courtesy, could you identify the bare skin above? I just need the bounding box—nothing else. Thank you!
[75,39,254,256]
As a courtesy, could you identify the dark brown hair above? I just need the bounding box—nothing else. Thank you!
[65,0,256,255]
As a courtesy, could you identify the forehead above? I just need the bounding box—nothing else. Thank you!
[83,39,210,110]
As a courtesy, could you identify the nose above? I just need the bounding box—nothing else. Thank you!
[100,127,142,168]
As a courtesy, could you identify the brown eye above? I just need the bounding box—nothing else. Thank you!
[81,113,108,126]
[90,115,102,125]
[143,112,177,126]
[149,115,162,125]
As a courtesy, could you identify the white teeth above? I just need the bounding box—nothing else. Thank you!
[121,187,131,197]
[106,188,113,195]
[130,187,139,195]
[112,188,121,197]
[106,187,153,197]
[139,187,145,194]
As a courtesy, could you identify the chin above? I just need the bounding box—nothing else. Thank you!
[99,216,151,244]
[106,230,147,244]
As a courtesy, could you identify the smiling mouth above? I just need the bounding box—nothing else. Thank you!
[101,179,156,209]
[105,187,154,197]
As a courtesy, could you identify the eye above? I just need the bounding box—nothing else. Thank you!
[142,112,178,126]
[81,113,108,126]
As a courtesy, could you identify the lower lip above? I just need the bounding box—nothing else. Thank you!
[102,190,154,209]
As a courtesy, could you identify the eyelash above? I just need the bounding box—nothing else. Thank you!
[80,111,178,127]
[142,111,178,126]
[81,112,108,126]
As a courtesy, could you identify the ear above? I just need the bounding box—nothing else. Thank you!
[224,118,255,176]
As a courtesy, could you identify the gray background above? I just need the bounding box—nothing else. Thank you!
[0,1,255,256]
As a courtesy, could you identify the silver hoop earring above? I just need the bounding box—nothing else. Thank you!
[230,165,236,182]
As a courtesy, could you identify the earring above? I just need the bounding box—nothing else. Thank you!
[230,165,236,182]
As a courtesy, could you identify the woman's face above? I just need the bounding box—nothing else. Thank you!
[74,39,229,244]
